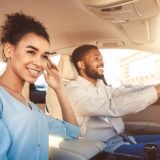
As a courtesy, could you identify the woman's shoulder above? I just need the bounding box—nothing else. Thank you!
[0,86,9,97]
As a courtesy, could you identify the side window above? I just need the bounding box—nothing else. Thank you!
[29,54,61,103]
[101,49,160,87]
[29,82,46,103]
[0,62,6,76]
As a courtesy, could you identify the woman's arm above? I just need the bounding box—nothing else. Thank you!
[0,119,10,160]
[43,58,78,126]
[0,101,10,160]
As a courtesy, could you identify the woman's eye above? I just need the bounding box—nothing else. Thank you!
[42,55,48,60]
[27,50,35,55]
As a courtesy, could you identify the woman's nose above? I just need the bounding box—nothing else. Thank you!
[32,56,43,66]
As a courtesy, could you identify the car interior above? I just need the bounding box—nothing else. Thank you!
[1,0,160,159]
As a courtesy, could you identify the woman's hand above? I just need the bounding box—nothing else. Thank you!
[43,58,63,90]
[43,57,78,126]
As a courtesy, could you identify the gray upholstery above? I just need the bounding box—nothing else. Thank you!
[49,138,106,160]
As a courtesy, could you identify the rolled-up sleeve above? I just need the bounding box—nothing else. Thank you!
[109,86,158,116]
[47,115,80,139]
[66,80,158,117]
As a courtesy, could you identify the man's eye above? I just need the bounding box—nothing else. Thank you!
[94,57,102,61]
[94,57,98,60]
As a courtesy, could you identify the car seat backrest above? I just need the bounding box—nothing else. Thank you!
[46,54,78,119]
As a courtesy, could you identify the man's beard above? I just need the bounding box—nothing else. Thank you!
[85,64,104,80]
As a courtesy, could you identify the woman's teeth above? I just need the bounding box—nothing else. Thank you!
[28,69,39,76]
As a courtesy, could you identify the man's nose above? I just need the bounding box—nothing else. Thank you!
[99,59,104,65]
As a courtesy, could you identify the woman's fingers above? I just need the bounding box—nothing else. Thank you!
[44,59,60,78]
[43,57,62,87]
[46,57,58,71]
[44,57,58,75]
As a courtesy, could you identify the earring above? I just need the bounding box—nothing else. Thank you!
[6,55,11,59]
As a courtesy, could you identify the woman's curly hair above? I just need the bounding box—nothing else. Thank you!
[0,12,50,61]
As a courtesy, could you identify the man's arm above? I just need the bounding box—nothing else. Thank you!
[66,82,158,117]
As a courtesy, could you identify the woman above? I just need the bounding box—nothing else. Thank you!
[0,12,80,160]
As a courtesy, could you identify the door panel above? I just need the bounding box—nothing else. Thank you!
[123,101,160,135]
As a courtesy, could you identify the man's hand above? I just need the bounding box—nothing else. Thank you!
[155,84,160,98]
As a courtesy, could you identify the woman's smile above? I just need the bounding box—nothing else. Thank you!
[27,67,42,78]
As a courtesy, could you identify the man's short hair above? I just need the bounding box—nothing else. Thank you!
[71,45,98,72]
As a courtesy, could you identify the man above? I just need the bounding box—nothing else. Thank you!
[65,44,160,158]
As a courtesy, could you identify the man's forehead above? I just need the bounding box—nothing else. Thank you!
[85,49,102,57]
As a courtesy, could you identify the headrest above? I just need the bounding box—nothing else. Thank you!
[58,55,78,80]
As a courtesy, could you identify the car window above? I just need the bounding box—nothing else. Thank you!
[0,61,6,75]
[101,49,160,87]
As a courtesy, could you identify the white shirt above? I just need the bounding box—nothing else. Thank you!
[65,76,158,143]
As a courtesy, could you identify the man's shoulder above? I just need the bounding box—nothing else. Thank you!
[64,76,86,89]
[65,79,80,88]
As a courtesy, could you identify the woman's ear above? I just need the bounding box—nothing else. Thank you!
[77,61,85,70]
[3,42,14,59]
